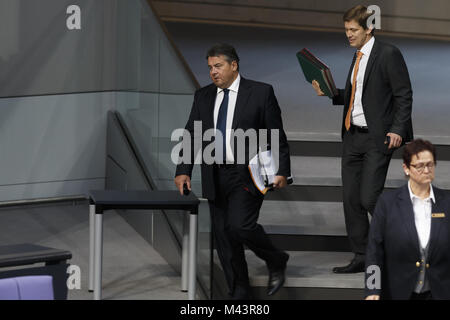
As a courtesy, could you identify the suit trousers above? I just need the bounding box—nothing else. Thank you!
[208,165,288,297]
[410,291,432,300]
[342,127,392,254]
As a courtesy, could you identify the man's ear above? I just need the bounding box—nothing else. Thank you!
[231,60,238,71]
[366,25,374,36]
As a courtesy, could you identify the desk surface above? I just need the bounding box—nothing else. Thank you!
[88,190,200,207]
[0,243,72,268]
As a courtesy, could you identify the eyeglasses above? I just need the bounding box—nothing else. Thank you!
[410,162,435,173]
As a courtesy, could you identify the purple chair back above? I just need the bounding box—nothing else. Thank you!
[0,278,20,300]
[0,276,54,300]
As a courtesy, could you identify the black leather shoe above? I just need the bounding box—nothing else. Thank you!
[267,268,286,296]
[333,256,365,273]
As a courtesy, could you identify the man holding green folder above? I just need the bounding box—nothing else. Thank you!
[312,5,413,273]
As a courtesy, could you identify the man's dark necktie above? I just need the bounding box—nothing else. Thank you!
[216,88,229,163]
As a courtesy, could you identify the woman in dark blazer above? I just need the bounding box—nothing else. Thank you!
[365,139,450,300]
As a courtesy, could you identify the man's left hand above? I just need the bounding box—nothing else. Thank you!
[386,132,402,149]
[273,176,287,189]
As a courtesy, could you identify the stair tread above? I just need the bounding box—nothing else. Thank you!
[286,132,450,145]
[263,225,346,236]
[259,201,346,235]
[289,157,450,188]
[246,251,364,289]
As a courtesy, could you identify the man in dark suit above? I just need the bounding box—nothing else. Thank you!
[312,5,413,273]
[174,44,291,299]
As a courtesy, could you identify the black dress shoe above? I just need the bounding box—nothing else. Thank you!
[267,268,286,296]
[333,256,365,274]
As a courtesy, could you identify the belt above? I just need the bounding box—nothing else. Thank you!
[350,124,369,133]
[215,163,237,169]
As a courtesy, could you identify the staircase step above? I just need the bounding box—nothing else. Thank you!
[287,134,450,160]
[265,157,450,202]
[259,184,350,250]
[247,250,365,299]
[259,201,345,235]
[248,251,363,288]
[290,157,450,187]
[259,201,350,251]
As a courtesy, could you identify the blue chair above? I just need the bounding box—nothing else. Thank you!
[0,276,54,300]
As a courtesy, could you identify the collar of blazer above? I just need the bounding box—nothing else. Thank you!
[397,184,446,259]
[345,40,381,97]
[205,77,253,130]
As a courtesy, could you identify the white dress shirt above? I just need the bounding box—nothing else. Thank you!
[408,181,434,250]
[350,36,375,127]
[213,74,240,163]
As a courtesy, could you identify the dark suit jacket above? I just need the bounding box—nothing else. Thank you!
[175,77,291,200]
[332,40,413,154]
[365,184,450,299]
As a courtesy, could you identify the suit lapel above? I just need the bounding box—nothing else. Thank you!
[204,85,217,131]
[344,53,356,103]
[428,187,445,260]
[397,185,421,254]
[362,40,379,94]
[232,77,252,129]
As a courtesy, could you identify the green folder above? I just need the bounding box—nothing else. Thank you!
[296,50,337,98]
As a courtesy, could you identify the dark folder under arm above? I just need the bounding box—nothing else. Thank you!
[296,48,337,98]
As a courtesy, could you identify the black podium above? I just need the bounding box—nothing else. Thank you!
[87,190,200,300]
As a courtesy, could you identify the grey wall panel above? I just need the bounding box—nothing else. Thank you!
[0,0,139,97]
[106,112,153,244]
[126,108,160,179]
[105,157,126,190]
[159,36,198,94]
[117,92,198,186]
[0,92,113,201]
[157,93,194,179]
[122,93,160,179]
[139,1,161,93]
[0,178,104,201]
[114,91,140,115]
[115,0,140,91]
[158,93,194,137]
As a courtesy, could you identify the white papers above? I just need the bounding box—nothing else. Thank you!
[248,150,293,194]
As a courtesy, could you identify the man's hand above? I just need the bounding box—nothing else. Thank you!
[174,175,191,195]
[365,295,380,300]
[312,80,326,96]
[385,132,402,149]
[273,176,287,189]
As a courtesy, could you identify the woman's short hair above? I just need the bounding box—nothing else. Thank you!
[402,139,436,168]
